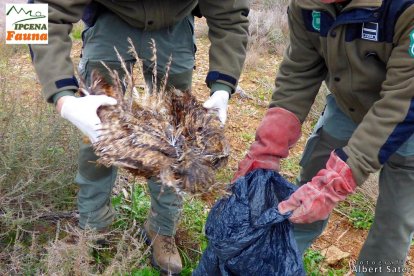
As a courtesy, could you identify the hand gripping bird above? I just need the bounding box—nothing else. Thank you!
[80,67,230,194]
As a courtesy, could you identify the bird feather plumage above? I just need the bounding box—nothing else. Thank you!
[80,70,229,193]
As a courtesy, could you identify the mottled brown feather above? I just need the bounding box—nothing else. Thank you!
[82,70,229,193]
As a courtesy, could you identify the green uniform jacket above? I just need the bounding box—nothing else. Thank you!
[270,0,414,185]
[29,0,249,102]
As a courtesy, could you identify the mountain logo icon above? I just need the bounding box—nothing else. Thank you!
[7,5,46,25]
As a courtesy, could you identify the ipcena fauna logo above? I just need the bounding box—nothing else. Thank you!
[5,4,48,44]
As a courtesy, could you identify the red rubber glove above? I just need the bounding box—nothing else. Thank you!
[278,150,357,224]
[232,107,301,182]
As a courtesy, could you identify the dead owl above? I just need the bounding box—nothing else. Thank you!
[81,70,230,194]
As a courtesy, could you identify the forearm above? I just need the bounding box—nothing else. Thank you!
[343,90,414,185]
[199,0,249,92]
[269,1,327,123]
[270,51,326,123]
[343,12,414,185]
[31,0,89,102]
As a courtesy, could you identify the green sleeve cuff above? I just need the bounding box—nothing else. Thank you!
[210,83,232,96]
[52,90,76,105]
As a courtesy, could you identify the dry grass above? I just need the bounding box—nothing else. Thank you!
[194,1,289,70]
[245,0,289,69]
[0,43,80,274]
[46,225,95,275]
[45,223,150,275]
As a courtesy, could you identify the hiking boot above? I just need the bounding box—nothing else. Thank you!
[144,221,182,275]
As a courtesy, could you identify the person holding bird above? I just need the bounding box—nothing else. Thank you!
[29,0,249,274]
[234,0,414,274]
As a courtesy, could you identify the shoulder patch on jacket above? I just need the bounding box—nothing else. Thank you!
[409,30,414,57]
[312,11,321,31]
[302,9,334,36]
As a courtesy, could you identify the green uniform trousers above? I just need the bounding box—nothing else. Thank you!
[76,10,195,236]
[294,94,414,275]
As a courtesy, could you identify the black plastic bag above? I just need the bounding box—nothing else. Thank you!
[193,169,305,276]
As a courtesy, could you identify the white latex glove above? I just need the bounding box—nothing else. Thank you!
[59,95,117,143]
[203,90,230,124]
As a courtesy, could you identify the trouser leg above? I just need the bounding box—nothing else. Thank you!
[356,154,414,275]
[293,94,354,254]
[293,129,348,254]
[79,11,195,234]
[77,60,126,230]
[139,16,194,235]
[76,143,117,229]
[146,178,183,236]
[76,59,131,229]
[294,93,414,274]
[76,11,137,229]
[140,15,195,93]
[143,66,193,92]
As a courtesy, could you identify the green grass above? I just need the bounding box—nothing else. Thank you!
[252,77,273,102]
[0,22,381,275]
[112,183,151,228]
[240,132,255,143]
[304,249,348,276]
[281,157,301,174]
[349,209,374,230]
[215,167,234,183]
[131,267,160,276]
[280,155,302,182]
[304,249,325,275]
[70,22,84,40]
[337,192,374,230]
[180,198,209,274]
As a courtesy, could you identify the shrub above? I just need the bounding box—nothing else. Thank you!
[245,0,289,69]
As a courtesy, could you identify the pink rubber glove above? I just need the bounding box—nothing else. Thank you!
[278,150,357,224]
[232,107,301,182]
